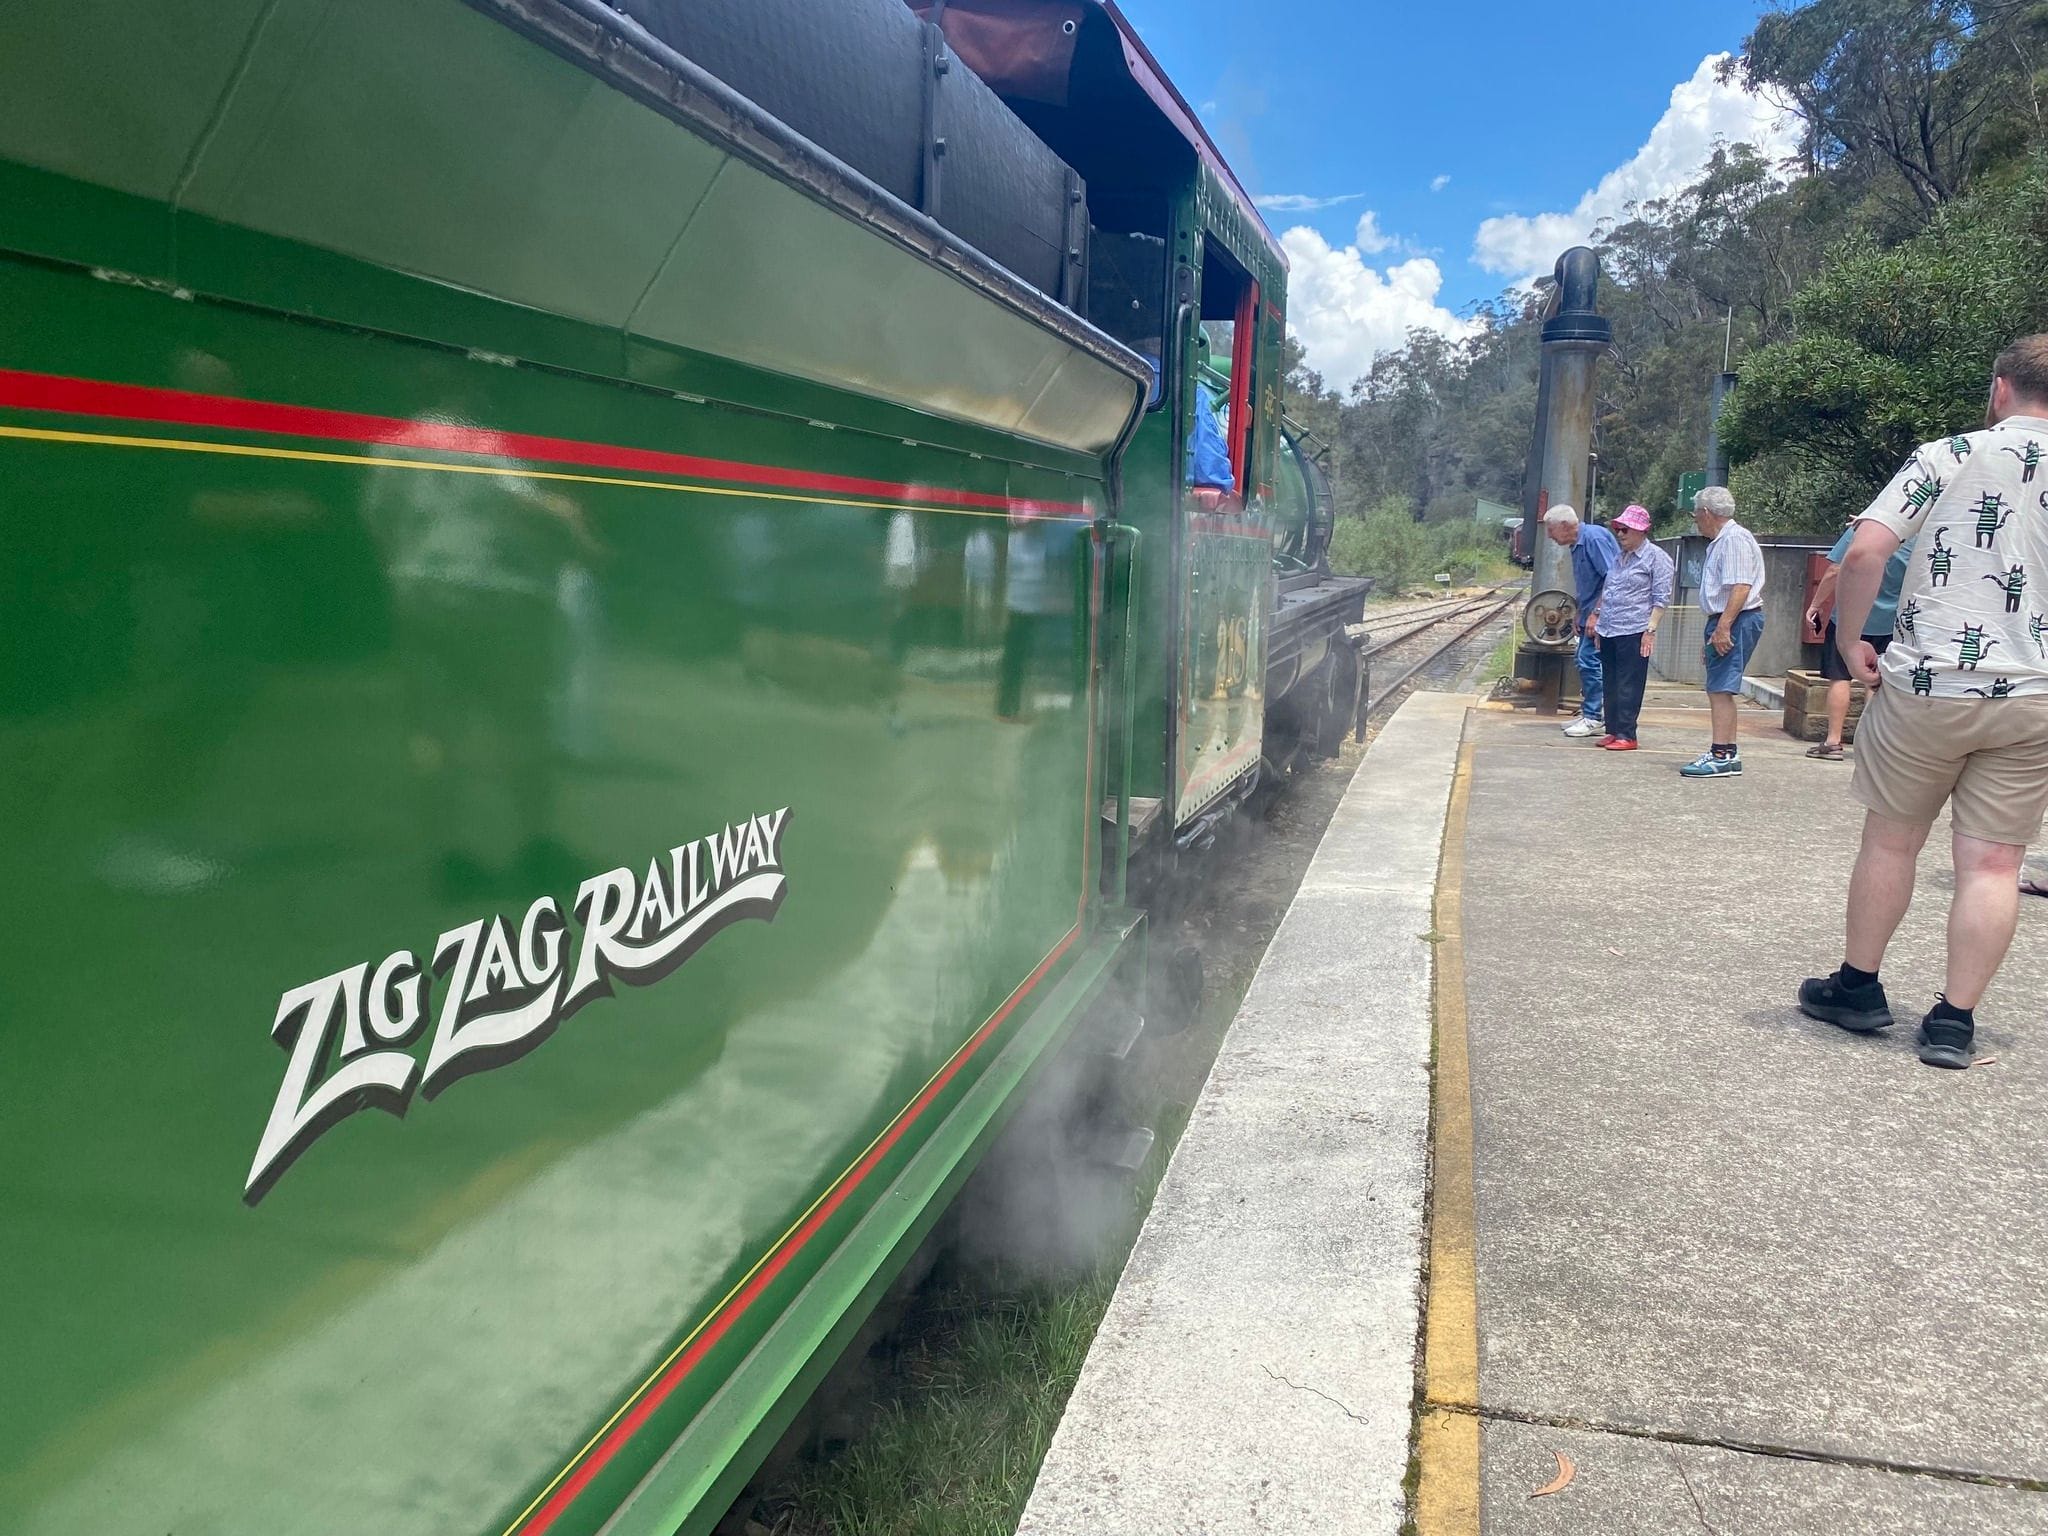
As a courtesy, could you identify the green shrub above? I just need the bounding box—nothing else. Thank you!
[1329,508,1426,589]
[1329,511,1512,591]
[1328,516,1374,580]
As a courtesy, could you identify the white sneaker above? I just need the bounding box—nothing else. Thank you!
[1561,717,1603,738]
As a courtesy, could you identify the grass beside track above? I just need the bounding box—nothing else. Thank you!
[771,1270,1119,1536]
[1481,630,1516,687]
[766,1051,1219,1536]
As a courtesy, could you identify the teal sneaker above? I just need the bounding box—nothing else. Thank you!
[1680,752,1742,778]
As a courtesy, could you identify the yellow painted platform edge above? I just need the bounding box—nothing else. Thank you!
[1415,731,1481,1536]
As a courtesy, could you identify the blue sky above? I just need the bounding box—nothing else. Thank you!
[1111,0,1789,387]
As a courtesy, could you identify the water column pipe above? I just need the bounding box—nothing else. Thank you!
[1520,247,1612,712]
[1705,370,1737,488]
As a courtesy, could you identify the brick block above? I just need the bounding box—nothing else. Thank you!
[1788,710,1861,743]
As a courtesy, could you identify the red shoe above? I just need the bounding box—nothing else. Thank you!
[1602,738,1638,751]
[1598,735,1619,747]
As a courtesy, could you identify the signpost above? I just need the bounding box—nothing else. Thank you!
[1677,470,1707,513]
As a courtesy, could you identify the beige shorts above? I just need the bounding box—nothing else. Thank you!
[1852,687,2048,846]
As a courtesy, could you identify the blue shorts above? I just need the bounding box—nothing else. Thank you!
[1702,608,1765,693]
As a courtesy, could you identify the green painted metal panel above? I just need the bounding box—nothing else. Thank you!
[1108,407,1178,804]
[636,160,1134,454]
[1272,433,1312,548]
[0,7,1228,1530]
[0,0,1142,463]
[1177,527,1274,821]
[0,241,1112,1536]
[1161,182,1286,826]
[1195,160,1288,316]
[0,0,271,204]
[179,0,724,335]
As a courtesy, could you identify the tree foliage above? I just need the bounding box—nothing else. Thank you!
[1729,0,2029,210]
[1720,158,2048,514]
[1285,0,2048,543]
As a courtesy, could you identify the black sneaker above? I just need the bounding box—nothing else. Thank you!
[1798,972,1894,1033]
[1916,1013,1975,1070]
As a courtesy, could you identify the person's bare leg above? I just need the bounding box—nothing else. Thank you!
[1709,691,1739,748]
[1844,810,1930,972]
[1824,679,1851,747]
[1945,832,2027,1008]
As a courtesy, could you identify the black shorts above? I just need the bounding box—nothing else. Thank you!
[1820,619,1892,682]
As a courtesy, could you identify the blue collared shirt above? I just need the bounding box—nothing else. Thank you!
[1571,522,1619,613]
[1187,381,1236,493]
[1595,540,1675,635]
[1825,526,1915,637]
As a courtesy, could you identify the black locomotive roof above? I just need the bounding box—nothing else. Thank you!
[910,0,1282,270]
[614,0,1086,303]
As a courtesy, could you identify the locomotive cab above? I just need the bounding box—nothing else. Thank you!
[915,0,1366,863]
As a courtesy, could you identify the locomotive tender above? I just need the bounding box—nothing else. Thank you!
[0,3,1365,1533]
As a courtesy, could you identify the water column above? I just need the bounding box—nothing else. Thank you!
[1520,247,1612,712]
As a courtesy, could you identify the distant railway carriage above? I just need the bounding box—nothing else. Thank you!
[1509,516,1537,568]
[0,3,1364,1533]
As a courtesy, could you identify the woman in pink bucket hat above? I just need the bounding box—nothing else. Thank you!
[1584,505,1675,750]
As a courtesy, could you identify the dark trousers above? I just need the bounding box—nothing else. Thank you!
[1599,632,1651,741]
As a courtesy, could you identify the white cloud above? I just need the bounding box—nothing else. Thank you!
[1282,219,1480,390]
[1352,210,1395,254]
[1472,53,1799,277]
[1430,174,1451,193]
[1254,191,1368,212]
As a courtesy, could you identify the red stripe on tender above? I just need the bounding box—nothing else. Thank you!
[0,368,1088,517]
[513,927,1079,1536]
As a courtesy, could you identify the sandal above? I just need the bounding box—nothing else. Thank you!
[1804,742,1844,760]
[2022,876,2048,898]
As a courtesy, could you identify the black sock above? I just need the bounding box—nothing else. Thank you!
[1838,962,1880,990]
[1712,742,1736,758]
[1928,995,1975,1028]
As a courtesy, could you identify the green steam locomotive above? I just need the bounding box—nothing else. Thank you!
[0,3,1365,1533]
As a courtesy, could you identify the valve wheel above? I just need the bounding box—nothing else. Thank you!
[1522,588,1578,646]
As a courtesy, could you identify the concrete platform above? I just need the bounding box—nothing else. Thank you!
[1444,694,2048,1532]
[1017,692,1472,1536]
[1021,682,2048,1535]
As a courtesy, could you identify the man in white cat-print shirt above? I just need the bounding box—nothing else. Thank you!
[1799,335,2048,1068]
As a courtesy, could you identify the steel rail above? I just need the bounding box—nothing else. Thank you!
[1357,582,1518,639]
[1365,595,1519,713]
[1367,593,1492,626]
[1361,592,1512,661]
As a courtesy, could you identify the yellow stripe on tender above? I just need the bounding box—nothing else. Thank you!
[0,425,1092,523]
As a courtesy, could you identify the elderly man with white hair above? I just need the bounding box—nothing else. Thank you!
[1681,483,1767,778]
[1543,504,1618,738]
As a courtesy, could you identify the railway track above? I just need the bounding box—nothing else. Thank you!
[1359,585,1523,717]
[1358,585,1518,659]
